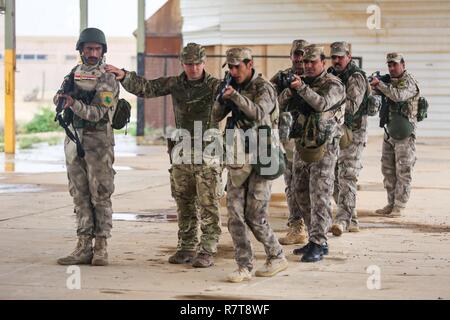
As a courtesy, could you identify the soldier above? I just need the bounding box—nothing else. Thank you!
[269,39,309,246]
[371,53,420,217]
[284,45,346,262]
[56,28,119,266]
[328,41,371,236]
[105,43,222,268]
[213,47,287,283]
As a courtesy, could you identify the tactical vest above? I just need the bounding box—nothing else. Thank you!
[171,73,218,137]
[386,72,420,124]
[336,61,370,131]
[71,64,110,130]
[290,73,345,148]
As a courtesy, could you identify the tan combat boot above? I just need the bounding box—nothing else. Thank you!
[279,220,308,245]
[387,205,404,218]
[255,257,288,277]
[227,267,252,283]
[330,222,345,236]
[375,204,394,216]
[57,235,93,265]
[91,237,109,266]
[348,221,360,232]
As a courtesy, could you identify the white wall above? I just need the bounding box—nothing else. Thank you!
[181,0,450,136]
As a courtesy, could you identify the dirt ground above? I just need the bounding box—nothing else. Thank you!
[0,134,449,300]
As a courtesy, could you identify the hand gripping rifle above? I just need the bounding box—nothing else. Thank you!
[55,72,85,158]
[216,72,242,130]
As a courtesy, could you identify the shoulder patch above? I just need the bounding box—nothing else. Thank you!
[100,91,114,108]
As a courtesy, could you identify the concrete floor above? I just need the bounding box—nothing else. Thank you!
[0,134,449,300]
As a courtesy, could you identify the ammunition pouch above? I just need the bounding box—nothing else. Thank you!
[112,98,131,130]
[417,96,429,122]
[252,125,286,180]
[297,141,327,163]
[339,124,353,149]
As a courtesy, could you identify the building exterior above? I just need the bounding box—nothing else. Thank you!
[179,0,450,136]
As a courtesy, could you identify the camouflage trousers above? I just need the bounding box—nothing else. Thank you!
[381,133,417,207]
[333,128,367,228]
[284,159,304,226]
[170,163,223,254]
[227,171,284,271]
[292,139,339,245]
[65,132,115,239]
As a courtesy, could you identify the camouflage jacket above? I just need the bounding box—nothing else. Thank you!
[213,69,279,186]
[377,70,420,133]
[213,69,278,128]
[336,61,370,131]
[279,70,345,147]
[54,62,119,147]
[121,70,220,134]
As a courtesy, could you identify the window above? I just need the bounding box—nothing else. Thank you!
[0,54,3,61]
[65,55,77,61]
[24,54,35,60]
[36,54,48,60]
[16,54,22,60]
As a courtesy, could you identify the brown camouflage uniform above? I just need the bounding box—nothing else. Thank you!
[55,62,119,239]
[120,67,222,255]
[213,62,284,271]
[377,66,419,208]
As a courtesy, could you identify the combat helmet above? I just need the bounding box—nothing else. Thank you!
[76,28,108,53]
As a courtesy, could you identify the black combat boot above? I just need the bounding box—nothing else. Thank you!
[301,241,325,263]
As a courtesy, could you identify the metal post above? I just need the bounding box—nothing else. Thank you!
[80,0,88,32]
[4,0,16,154]
[163,58,167,136]
[136,0,146,141]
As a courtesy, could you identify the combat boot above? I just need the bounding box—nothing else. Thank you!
[293,242,329,256]
[57,235,93,265]
[255,257,288,277]
[387,205,404,218]
[279,219,308,245]
[227,267,252,283]
[192,252,214,268]
[375,204,394,215]
[330,222,346,237]
[168,250,195,264]
[301,241,325,263]
[91,237,108,266]
[348,220,360,232]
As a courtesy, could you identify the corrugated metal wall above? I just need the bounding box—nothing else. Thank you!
[181,0,450,136]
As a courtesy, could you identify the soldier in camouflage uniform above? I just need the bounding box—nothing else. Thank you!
[105,43,222,268]
[56,28,119,266]
[269,39,309,246]
[371,53,420,217]
[282,45,345,262]
[328,42,371,236]
[213,48,287,283]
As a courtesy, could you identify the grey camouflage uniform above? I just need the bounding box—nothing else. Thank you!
[213,63,284,271]
[270,68,304,226]
[55,62,119,239]
[376,67,419,208]
[287,48,345,245]
[120,65,222,255]
[332,60,370,229]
